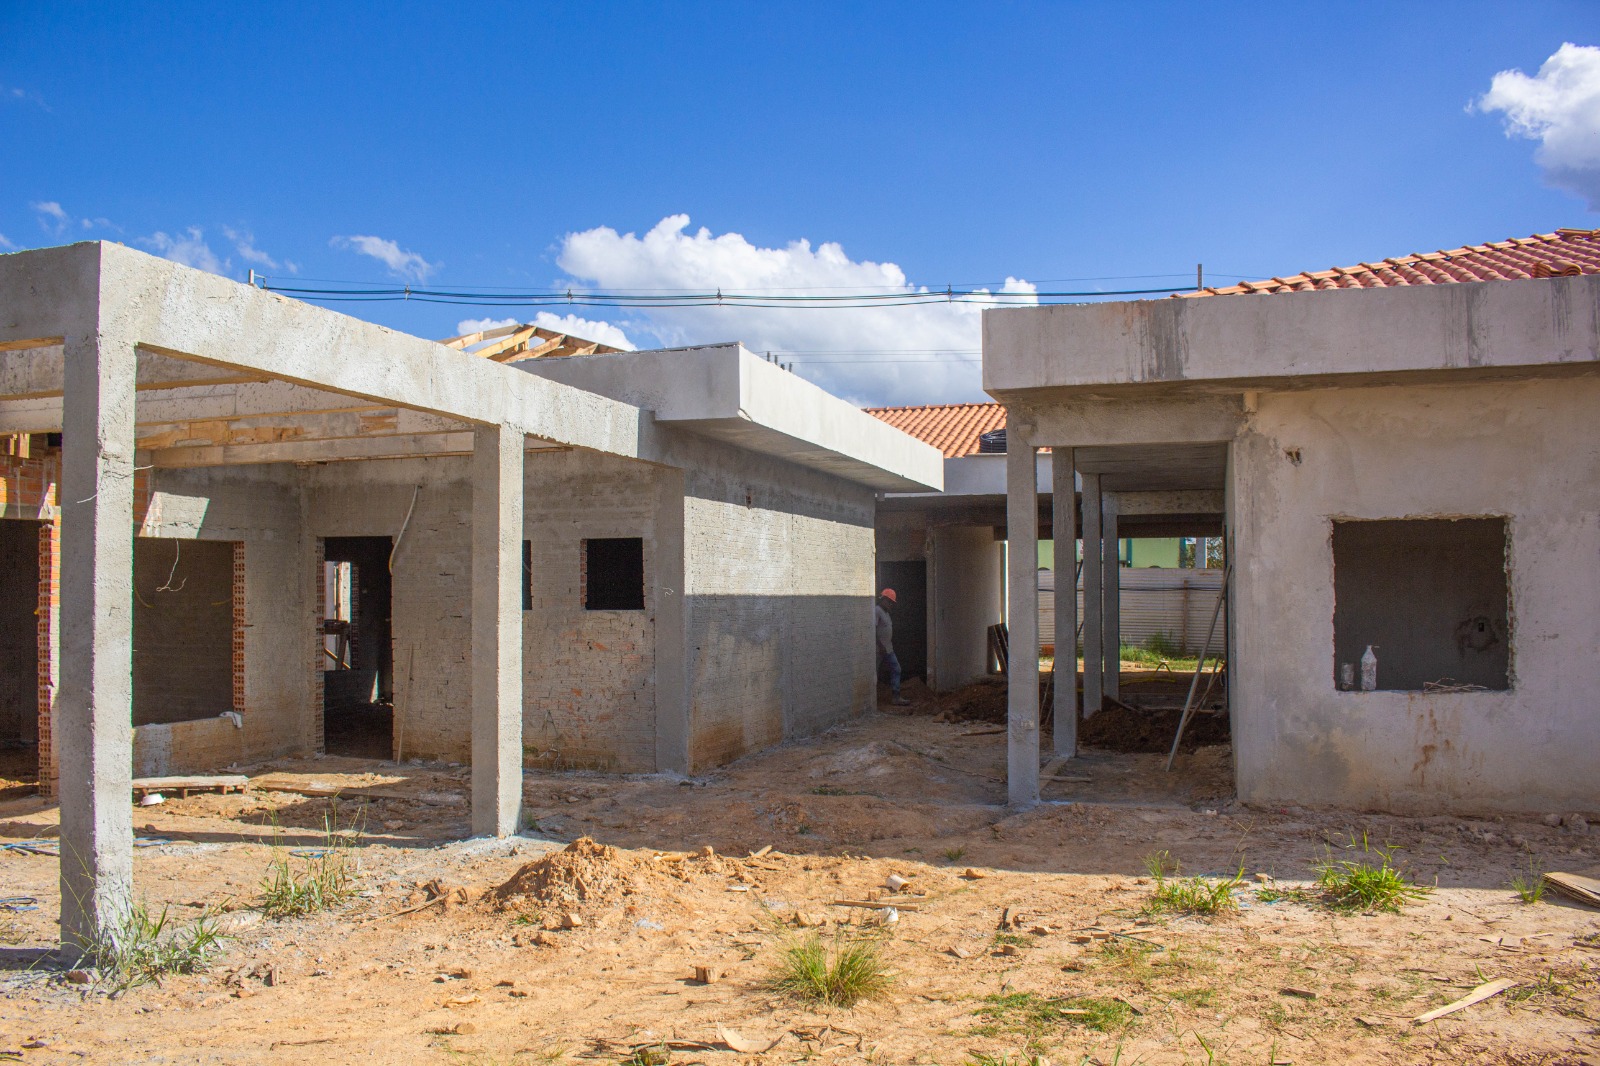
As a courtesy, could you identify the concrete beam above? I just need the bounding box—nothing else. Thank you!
[0,345,263,401]
[1005,420,1040,808]
[134,408,461,450]
[985,274,1600,398]
[470,423,524,837]
[1023,396,1243,452]
[57,328,136,952]
[141,432,476,468]
[0,382,446,434]
[1051,448,1077,757]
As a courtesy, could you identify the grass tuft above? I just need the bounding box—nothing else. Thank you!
[972,991,1135,1037]
[74,900,228,993]
[1141,852,1242,917]
[768,933,893,1008]
[257,805,363,919]
[943,845,967,862]
[1313,833,1430,913]
[1509,860,1546,904]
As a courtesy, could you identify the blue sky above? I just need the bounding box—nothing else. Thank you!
[3,3,1597,404]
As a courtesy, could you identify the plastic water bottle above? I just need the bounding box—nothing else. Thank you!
[1360,645,1378,691]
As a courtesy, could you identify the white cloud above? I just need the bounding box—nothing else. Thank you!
[0,233,15,251]
[1477,43,1600,209]
[141,227,227,275]
[31,201,69,236]
[330,234,438,282]
[3,85,49,110]
[554,215,1031,405]
[455,313,634,351]
[223,227,281,271]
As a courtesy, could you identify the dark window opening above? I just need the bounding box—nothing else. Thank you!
[584,537,644,611]
[523,540,533,611]
[132,537,237,725]
[1332,518,1510,692]
[0,520,44,791]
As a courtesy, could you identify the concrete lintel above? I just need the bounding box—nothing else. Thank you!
[58,328,136,952]
[1110,489,1226,516]
[1004,419,1040,808]
[470,424,525,837]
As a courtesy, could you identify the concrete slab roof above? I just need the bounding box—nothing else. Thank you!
[983,272,1600,401]
[517,344,944,493]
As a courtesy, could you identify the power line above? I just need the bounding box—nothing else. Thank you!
[256,281,1194,308]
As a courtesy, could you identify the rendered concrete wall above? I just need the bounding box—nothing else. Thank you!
[930,526,1003,692]
[1232,376,1600,814]
[682,444,876,771]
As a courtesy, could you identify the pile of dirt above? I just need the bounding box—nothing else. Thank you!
[1078,703,1230,753]
[490,837,643,909]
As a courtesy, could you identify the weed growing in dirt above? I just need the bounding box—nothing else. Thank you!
[1313,833,1430,913]
[75,901,228,993]
[1509,860,1546,904]
[973,991,1135,1038]
[992,931,1036,949]
[0,916,21,945]
[257,806,363,918]
[1140,852,1242,917]
[1507,968,1577,1005]
[621,1043,670,1066]
[768,933,893,1008]
[943,845,967,862]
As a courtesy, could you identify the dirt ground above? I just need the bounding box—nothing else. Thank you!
[1,700,1597,1065]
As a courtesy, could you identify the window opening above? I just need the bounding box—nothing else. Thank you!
[1332,518,1509,692]
[584,537,645,611]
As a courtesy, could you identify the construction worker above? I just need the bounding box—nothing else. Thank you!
[875,588,910,706]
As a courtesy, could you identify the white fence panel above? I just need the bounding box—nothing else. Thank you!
[1039,567,1224,655]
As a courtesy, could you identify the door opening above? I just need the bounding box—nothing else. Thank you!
[876,560,928,683]
[322,537,394,759]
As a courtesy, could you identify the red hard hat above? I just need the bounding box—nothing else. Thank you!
[879,588,897,603]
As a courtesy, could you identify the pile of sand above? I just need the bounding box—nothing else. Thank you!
[491,837,642,909]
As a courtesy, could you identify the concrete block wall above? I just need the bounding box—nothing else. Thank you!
[1232,376,1600,815]
[522,449,659,773]
[141,464,308,767]
[680,441,876,771]
[132,715,245,777]
[302,457,471,763]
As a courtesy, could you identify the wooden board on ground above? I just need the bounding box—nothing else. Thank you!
[1544,871,1600,909]
[132,775,249,799]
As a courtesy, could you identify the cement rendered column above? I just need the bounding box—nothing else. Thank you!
[652,468,689,775]
[1051,448,1077,757]
[58,329,137,952]
[1005,423,1040,808]
[1101,493,1120,702]
[471,423,525,837]
[1080,473,1103,717]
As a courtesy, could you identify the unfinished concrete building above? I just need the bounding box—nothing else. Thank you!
[0,241,941,947]
[864,402,1224,696]
[987,227,1600,815]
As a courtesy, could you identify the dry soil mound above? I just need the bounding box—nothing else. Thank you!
[491,837,641,909]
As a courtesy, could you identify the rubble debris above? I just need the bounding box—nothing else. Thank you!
[491,838,642,910]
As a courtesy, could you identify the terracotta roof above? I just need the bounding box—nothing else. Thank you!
[1181,228,1600,298]
[865,402,1005,458]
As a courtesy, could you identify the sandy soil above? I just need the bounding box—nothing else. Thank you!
[1,708,1597,1065]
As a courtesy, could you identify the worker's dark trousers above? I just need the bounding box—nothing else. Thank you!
[878,651,902,698]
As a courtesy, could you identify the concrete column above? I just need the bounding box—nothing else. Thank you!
[1102,493,1120,702]
[1005,425,1040,807]
[653,468,689,774]
[58,329,137,952]
[1051,448,1077,757]
[471,423,524,837]
[1080,473,1103,717]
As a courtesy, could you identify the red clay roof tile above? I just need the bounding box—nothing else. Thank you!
[863,402,1006,458]
[1183,228,1600,298]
